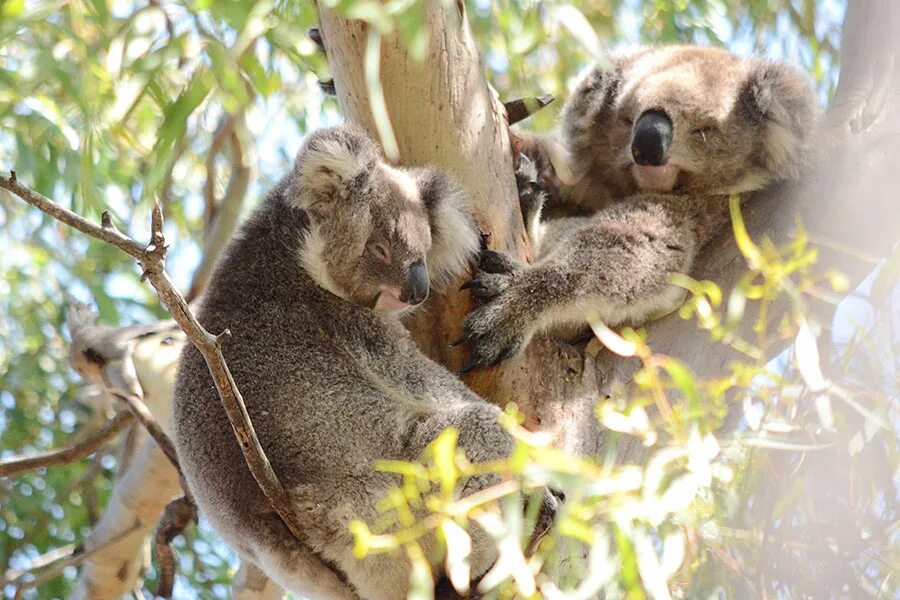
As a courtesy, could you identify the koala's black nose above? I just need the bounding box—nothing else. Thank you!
[631,110,673,166]
[400,261,429,306]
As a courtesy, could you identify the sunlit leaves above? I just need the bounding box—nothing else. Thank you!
[0,1,868,598]
[349,186,896,598]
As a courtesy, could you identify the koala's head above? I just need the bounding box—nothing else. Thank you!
[564,46,818,196]
[289,126,467,315]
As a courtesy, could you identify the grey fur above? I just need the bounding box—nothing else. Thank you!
[173,126,534,599]
[460,46,818,368]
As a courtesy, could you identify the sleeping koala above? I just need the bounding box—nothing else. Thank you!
[174,126,553,599]
[456,46,818,370]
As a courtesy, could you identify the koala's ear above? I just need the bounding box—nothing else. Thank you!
[741,60,819,180]
[562,61,622,143]
[414,168,479,288]
[290,125,380,213]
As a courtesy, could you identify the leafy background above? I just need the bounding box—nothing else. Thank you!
[3,1,887,599]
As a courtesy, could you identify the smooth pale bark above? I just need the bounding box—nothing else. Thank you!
[71,330,183,599]
[317,1,528,373]
[70,329,284,599]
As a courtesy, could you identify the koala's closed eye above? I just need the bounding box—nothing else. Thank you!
[367,241,392,263]
[691,123,718,135]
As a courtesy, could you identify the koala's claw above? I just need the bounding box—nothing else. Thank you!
[454,303,527,371]
[478,249,521,275]
[456,358,480,376]
[459,251,521,303]
[460,273,514,302]
[449,334,470,348]
[454,250,528,370]
[478,232,492,253]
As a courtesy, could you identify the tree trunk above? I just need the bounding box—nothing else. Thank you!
[317,0,606,456]
[71,329,184,599]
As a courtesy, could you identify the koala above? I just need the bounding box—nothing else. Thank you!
[456,46,818,370]
[173,125,557,600]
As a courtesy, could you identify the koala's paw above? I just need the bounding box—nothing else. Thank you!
[454,251,529,374]
[459,250,522,302]
[478,249,521,275]
[515,154,547,228]
[453,303,528,375]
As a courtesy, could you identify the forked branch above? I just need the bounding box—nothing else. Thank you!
[154,495,199,598]
[0,171,306,542]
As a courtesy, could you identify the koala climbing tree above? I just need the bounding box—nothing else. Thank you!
[173,125,560,599]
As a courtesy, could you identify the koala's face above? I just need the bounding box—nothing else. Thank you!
[326,163,433,313]
[564,46,817,197]
[292,128,434,314]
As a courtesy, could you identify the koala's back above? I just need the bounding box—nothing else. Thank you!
[173,183,419,557]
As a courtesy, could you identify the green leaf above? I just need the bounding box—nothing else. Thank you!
[1,0,25,17]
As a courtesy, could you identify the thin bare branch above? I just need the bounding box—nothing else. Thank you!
[1,544,77,582]
[0,170,307,543]
[203,116,236,228]
[189,112,253,301]
[108,391,180,472]
[0,172,146,259]
[5,521,142,598]
[0,411,134,477]
[153,496,198,599]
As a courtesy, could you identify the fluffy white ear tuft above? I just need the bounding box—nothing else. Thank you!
[289,125,381,212]
[742,60,819,181]
[414,168,480,289]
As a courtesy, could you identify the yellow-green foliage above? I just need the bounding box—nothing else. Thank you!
[351,202,898,599]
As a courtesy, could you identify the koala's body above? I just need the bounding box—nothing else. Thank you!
[173,126,517,599]
[458,46,818,368]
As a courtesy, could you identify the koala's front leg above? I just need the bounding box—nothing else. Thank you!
[456,197,705,371]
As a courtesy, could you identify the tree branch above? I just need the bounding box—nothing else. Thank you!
[108,390,180,472]
[153,495,198,599]
[0,411,134,477]
[203,116,236,228]
[0,171,147,259]
[188,111,253,301]
[0,171,307,543]
[5,521,142,599]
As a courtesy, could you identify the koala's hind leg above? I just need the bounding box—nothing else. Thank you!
[409,404,516,578]
[246,514,360,600]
